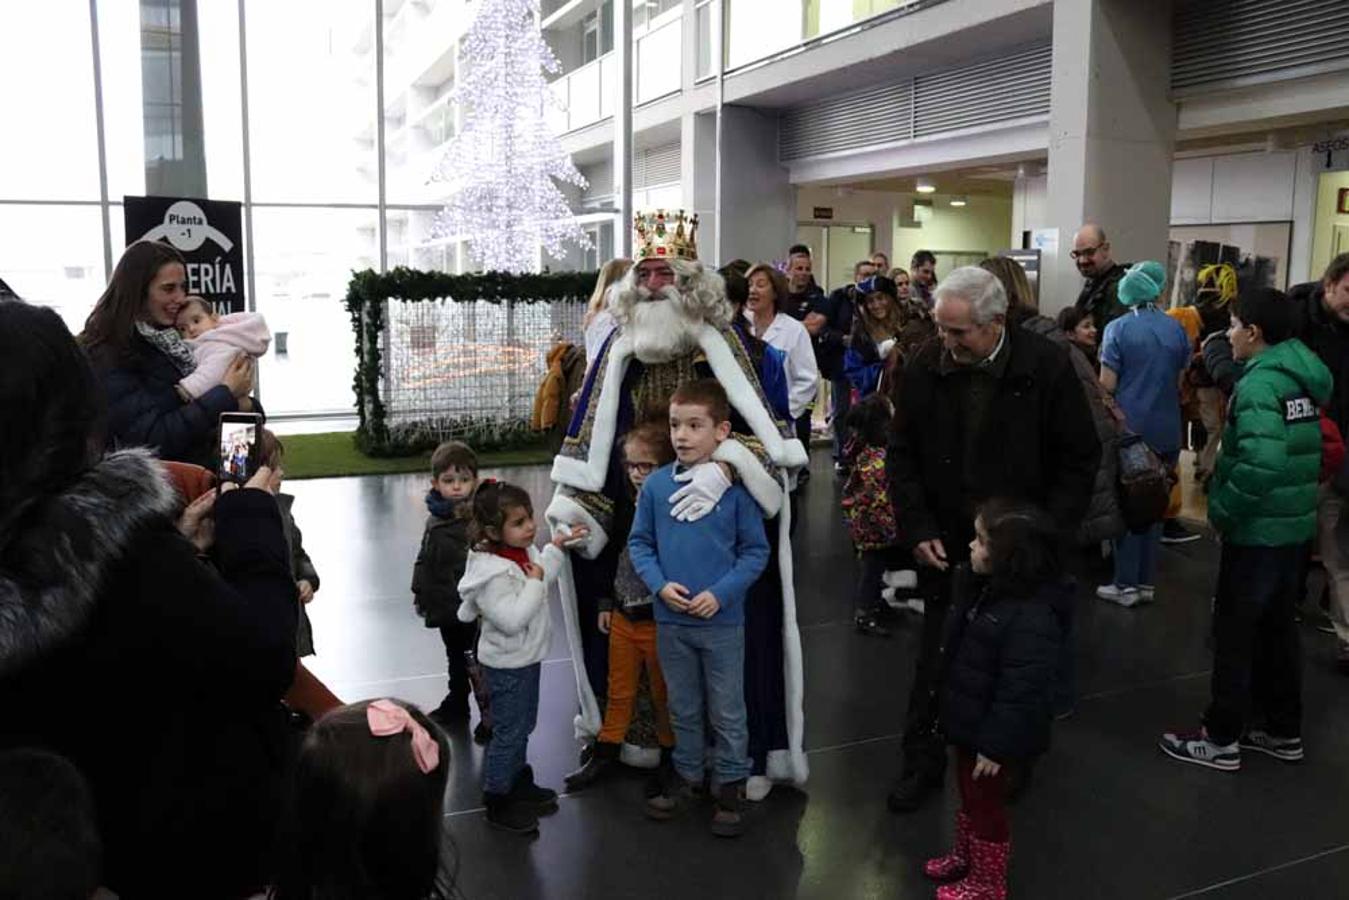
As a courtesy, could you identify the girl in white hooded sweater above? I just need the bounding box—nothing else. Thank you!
[457,479,586,835]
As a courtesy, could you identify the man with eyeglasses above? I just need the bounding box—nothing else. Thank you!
[885,266,1100,814]
[1071,224,1129,339]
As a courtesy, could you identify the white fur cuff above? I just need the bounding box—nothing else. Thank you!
[780,437,809,469]
[545,493,608,560]
[713,440,784,518]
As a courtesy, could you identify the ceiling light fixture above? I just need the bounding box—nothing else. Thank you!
[949,196,967,207]
[915,177,936,194]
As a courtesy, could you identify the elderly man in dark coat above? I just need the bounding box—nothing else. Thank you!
[886,266,1100,813]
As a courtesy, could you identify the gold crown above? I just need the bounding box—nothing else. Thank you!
[634,209,698,261]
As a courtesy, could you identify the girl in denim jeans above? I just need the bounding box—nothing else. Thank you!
[457,480,586,834]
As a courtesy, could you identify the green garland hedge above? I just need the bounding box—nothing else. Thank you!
[344,266,599,456]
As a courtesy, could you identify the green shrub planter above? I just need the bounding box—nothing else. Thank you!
[344,266,597,457]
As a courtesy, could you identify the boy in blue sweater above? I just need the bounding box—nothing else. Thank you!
[629,379,770,838]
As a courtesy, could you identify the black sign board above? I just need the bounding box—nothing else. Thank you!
[812,207,834,220]
[124,196,245,313]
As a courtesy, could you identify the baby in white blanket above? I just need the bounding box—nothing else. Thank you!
[173,296,272,401]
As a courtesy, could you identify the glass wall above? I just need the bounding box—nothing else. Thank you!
[725,0,911,70]
[0,0,488,417]
[0,3,103,332]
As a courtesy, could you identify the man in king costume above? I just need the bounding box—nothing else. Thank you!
[545,210,810,795]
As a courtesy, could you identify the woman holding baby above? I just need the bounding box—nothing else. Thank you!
[80,240,265,467]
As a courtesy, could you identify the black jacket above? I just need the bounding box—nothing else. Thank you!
[411,500,471,628]
[0,450,298,899]
[1074,262,1129,336]
[783,283,824,323]
[810,285,855,379]
[1201,330,1243,395]
[940,575,1068,763]
[1291,281,1349,434]
[91,331,245,467]
[888,326,1101,553]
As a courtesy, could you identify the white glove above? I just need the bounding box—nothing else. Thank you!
[878,338,896,359]
[669,462,732,522]
[552,522,577,546]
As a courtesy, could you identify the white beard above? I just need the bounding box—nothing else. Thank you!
[628,294,700,364]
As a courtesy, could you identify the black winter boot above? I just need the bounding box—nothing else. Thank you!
[564,740,620,792]
[509,765,559,813]
[484,792,538,834]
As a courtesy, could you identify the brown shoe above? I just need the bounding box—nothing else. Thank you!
[645,776,699,821]
[710,781,745,837]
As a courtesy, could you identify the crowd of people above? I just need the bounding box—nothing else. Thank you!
[3,222,1349,899]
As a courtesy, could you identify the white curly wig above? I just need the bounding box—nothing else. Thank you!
[608,258,734,330]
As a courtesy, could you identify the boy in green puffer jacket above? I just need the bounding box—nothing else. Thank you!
[1160,287,1331,773]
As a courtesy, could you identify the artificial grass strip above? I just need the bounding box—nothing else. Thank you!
[281,432,554,480]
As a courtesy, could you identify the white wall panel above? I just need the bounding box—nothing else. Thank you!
[1210,152,1296,222]
[1169,157,1214,224]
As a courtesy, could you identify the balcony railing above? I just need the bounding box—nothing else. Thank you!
[548,10,683,135]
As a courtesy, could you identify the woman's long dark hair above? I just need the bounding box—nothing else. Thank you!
[270,700,456,900]
[0,299,104,548]
[80,240,186,364]
[977,498,1063,598]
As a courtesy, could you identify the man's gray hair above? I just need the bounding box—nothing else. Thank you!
[934,266,1008,324]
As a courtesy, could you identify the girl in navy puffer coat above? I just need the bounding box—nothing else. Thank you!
[925,499,1068,900]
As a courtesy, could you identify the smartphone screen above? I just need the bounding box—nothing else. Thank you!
[217,412,263,486]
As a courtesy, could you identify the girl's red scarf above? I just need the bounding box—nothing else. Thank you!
[491,545,531,573]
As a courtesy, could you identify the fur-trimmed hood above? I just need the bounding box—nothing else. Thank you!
[0,449,176,676]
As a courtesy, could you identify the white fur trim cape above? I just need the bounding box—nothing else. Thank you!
[547,322,809,786]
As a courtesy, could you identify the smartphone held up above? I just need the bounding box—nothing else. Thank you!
[217,412,263,489]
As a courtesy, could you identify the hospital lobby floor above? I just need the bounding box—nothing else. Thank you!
[291,453,1349,899]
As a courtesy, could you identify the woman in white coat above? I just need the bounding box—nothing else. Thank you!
[744,263,819,431]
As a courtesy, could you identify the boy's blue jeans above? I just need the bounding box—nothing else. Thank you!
[482,663,540,795]
[656,623,751,785]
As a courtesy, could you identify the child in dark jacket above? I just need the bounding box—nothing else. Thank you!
[411,441,481,732]
[926,498,1067,900]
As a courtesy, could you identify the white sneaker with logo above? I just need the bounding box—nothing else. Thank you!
[1159,728,1241,771]
[1096,584,1142,607]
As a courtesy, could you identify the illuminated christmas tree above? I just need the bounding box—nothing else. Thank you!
[430,0,590,272]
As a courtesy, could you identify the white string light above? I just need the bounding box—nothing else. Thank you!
[429,0,592,273]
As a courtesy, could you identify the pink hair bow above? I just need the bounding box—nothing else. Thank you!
[366,699,441,774]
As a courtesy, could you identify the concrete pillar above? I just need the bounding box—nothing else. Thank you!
[717,106,794,268]
[1043,0,1176,313]
[682,111,718,263]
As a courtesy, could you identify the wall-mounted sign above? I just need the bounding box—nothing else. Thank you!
[812,207,834,220]
[1031,227,1059,256]
[124,196,245,313]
